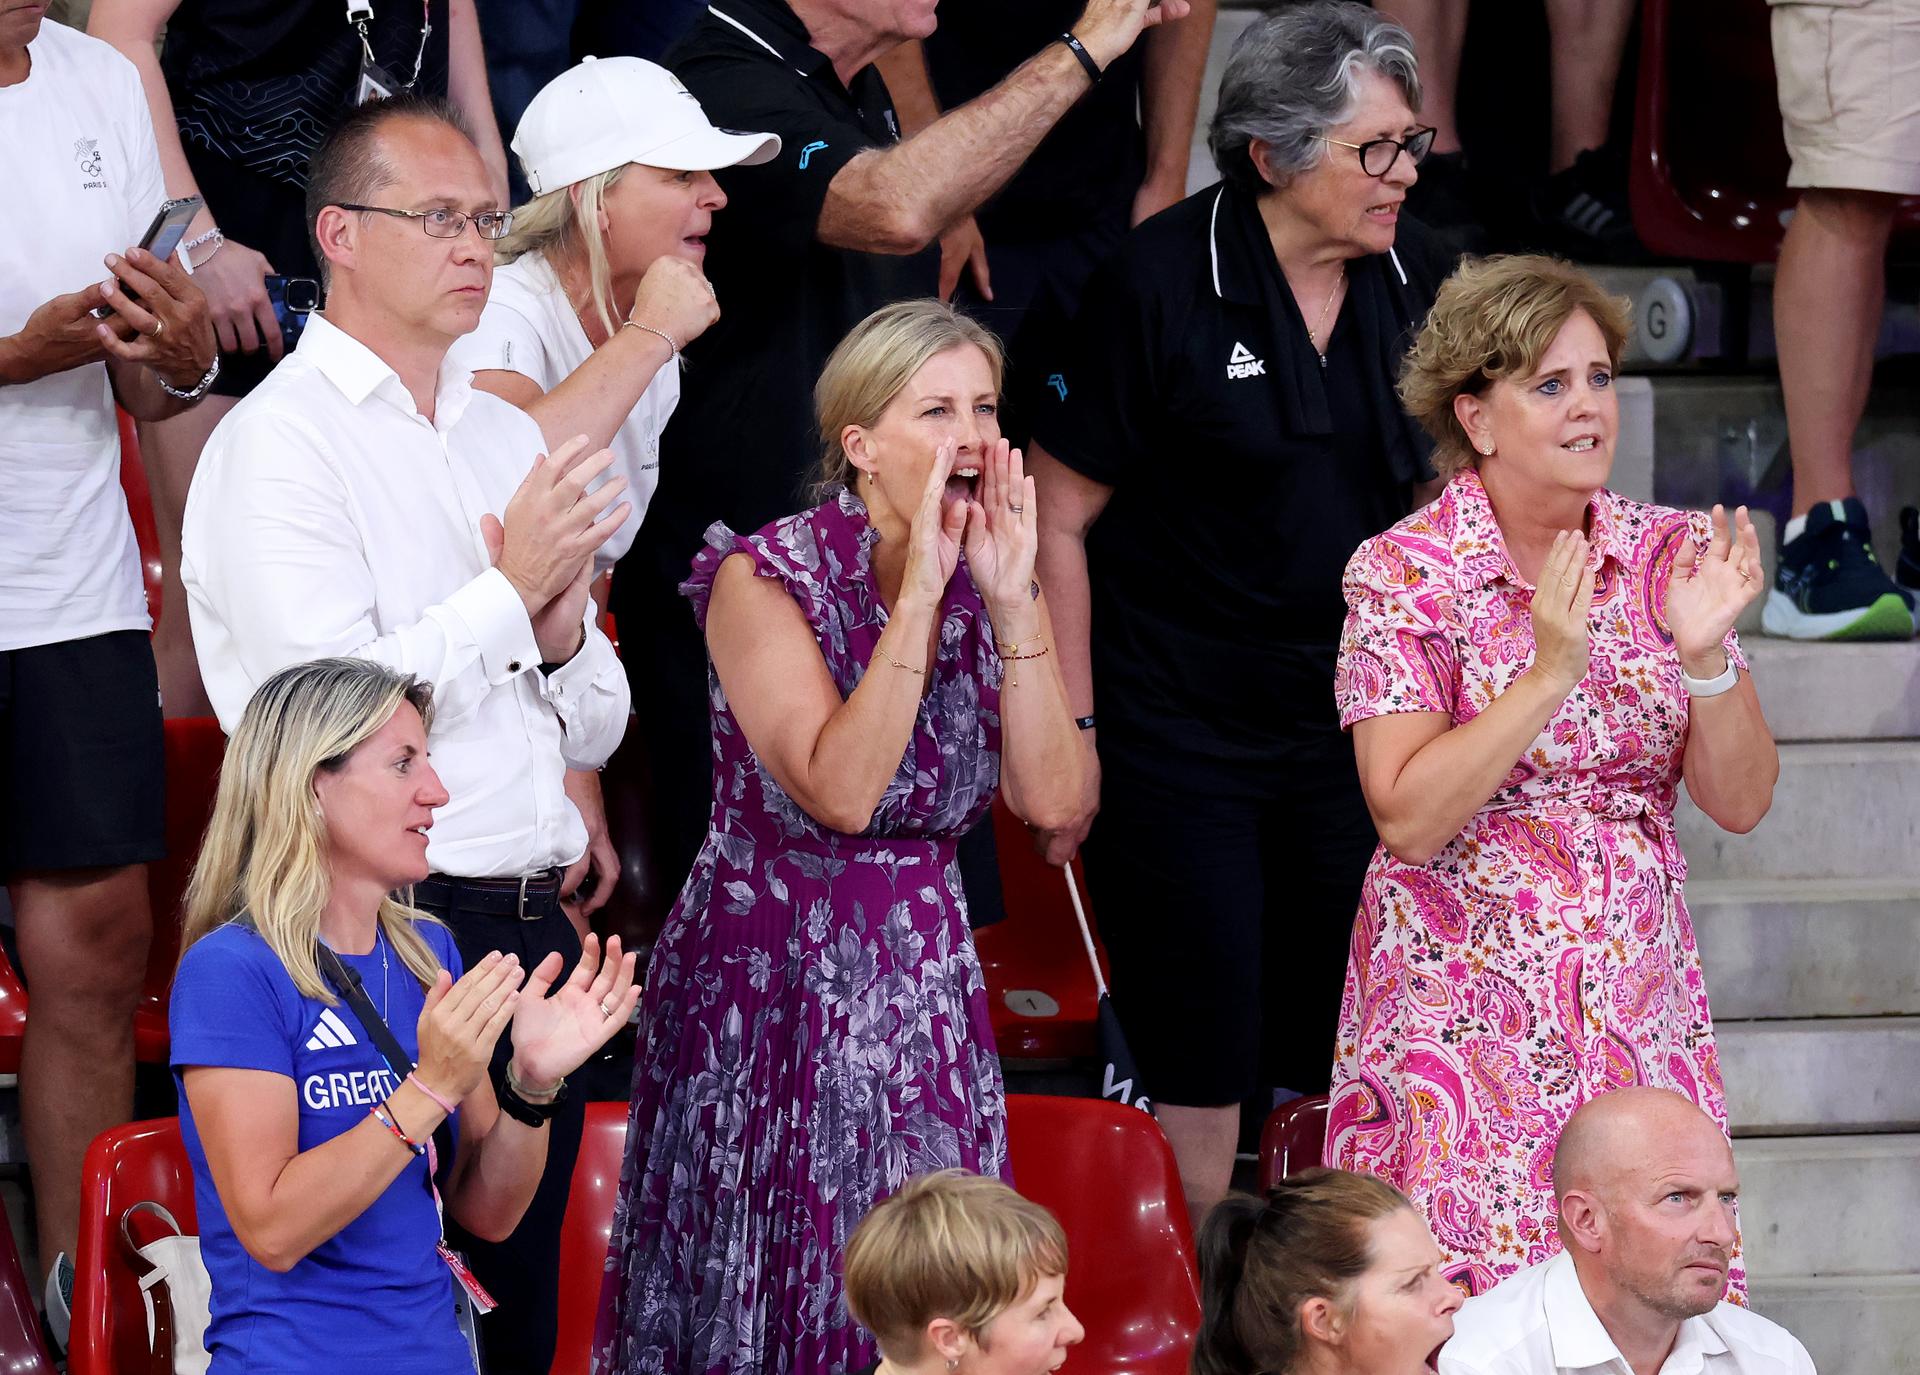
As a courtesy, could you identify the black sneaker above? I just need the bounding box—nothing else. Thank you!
[1898,506,1920,593]
[1762,498,1917,641]
[1405,149,1486,259]
[1530,146,1648,264]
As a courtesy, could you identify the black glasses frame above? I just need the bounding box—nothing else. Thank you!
[1315,126,1438,178]
[334,203,515,240]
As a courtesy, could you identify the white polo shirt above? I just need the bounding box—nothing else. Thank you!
[181,312,631,879]
[446,250,677,572]
[1439,1252,1817,1375]
[0,20,165,651]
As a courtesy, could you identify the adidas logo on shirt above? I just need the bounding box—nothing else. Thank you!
[304,1008,359,1051]
[1226,341,1266,380]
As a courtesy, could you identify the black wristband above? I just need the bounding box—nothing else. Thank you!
[495,1069,568,1126]
[1074,714,1096,731]
[1058,31,1102,85]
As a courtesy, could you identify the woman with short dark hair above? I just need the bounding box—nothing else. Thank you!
[1330,255,1777,1291]
[1028,0,1450,1223]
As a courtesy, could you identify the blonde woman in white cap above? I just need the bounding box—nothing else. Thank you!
[454,56,780,574]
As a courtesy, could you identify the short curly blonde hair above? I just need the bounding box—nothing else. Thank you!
[1398,255,1632,480]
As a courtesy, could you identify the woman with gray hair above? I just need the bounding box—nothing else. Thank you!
[1026,0,1453,1222]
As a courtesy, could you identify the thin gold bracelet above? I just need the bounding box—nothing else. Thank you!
[879,647,926,676]
[1003,644,1050,688]
[995,633,1045,656]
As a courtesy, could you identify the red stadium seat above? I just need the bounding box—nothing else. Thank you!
[1629,0,1920,262]
[116,410,164,623]
[974,801,1107,1059]
[0,949,27,1077]
[71,1118,195,1375]
[138,718,226,1065]
[1256,1094,1331,1194]
[551,1101,627,1375]
[1007,1094,1200,1375]
[0,1201,54,1373]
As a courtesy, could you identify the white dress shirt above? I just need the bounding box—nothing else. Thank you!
[1440,1252,1816,1375]
[182,312,630,878]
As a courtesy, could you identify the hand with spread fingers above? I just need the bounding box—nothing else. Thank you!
[482,433,632,635]
[1667,503,1764,675]
[93,246,217,389]
[504,933,640,1092]
[899,437,969,612]
[1529,528,1595,694]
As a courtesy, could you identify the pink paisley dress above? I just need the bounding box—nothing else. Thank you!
[1328,469,1745,1296]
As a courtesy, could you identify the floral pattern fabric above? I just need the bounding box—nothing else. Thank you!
[1328,470,1746,1296]
[594,491,1008,1375]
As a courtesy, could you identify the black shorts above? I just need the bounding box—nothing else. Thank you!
[1082,737,1378,1107]
[0,630,165,875]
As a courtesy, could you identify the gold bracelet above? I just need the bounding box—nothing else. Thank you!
[879,647,926,676]
[1003,644,1050,688]
[995,633,1045,656]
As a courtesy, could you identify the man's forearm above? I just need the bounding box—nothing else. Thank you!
[1139,0,1215,188]
[819,42,1095,254]
[107,356,196,421]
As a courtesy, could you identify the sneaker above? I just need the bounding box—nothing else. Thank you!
[1898,506,1920,593]
[1529,146,1648,264]
[43,1251,72,1355]
[1404,149,1487,259]
[1762,498,1918,640]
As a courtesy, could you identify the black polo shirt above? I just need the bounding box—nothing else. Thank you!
[922,0,1145,242]
[636,0,939,602]
[1030,181,1452,768]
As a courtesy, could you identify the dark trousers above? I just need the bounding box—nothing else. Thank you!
[412,886,586,1375]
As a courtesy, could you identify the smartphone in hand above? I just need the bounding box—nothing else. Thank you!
[90,195,205,319]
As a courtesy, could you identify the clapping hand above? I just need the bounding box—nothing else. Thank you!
[1530,529,1595,694]
[505,934,640,1092]
[1667,504,1763,674]
[963,439,1040,624]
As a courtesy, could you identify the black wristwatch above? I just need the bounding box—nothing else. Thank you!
[496,1066,568,1126]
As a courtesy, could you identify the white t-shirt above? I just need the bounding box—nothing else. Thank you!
[0,20,165,651]
[447,250,677,572]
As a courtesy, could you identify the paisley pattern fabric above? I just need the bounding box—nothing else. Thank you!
[594,490,1009,1375]
[1328,470,1746,1296]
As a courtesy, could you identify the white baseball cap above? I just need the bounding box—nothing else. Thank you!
[512,56,782,197]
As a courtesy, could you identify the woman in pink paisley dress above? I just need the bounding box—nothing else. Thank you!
[1327,256,1779,1296]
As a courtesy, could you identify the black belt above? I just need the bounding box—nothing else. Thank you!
[413,868,564,921]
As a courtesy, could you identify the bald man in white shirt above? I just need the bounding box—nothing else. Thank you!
[1440,1088,1816,1375]
[180,94,629,1369]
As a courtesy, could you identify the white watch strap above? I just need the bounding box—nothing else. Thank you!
[1680,655,1738,697]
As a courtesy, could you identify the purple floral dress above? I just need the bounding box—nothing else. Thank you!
[594,491,1009,1375]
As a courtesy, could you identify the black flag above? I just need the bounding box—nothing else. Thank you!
[1065,867,1151,1115]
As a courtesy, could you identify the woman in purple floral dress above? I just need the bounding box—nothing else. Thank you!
[594,301,1084,1375]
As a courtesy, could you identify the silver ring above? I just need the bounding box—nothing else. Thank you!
[599,998,614,1017]
[1008,503,1024,513]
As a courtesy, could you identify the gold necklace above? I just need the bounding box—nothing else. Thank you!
[1310,267,1345,364]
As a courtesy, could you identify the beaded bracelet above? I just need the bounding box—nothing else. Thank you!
[370,1102,426,1156]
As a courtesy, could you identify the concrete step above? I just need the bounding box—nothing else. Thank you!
[1689,879,1920,1019]
[1747,1275,1920,1375]
[1741,640,1920,743]
[1735,1135,1920,1278]
[1676,742,1920,881]
[1720,1018,1920,1136]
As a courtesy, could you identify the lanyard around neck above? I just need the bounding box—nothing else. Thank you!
[344,0,434,92]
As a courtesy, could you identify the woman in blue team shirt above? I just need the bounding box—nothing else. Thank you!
[169,657,640,1373]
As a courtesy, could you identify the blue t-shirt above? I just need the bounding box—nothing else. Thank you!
[170,921,472,1375]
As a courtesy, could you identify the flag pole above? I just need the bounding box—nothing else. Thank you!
[1063,865,1108,998]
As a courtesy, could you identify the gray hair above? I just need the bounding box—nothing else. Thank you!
[1208,1,1423,196]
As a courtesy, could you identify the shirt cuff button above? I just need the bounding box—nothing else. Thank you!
[507,659,522,673]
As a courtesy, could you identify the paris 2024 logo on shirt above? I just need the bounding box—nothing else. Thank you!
[74,137,108,191]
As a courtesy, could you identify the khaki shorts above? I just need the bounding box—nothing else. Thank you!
[1771,0,1920,194]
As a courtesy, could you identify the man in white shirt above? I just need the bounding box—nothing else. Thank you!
[1441,1089,1817,1375]
[180,95,628,1369]
[0,4,217,1338]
